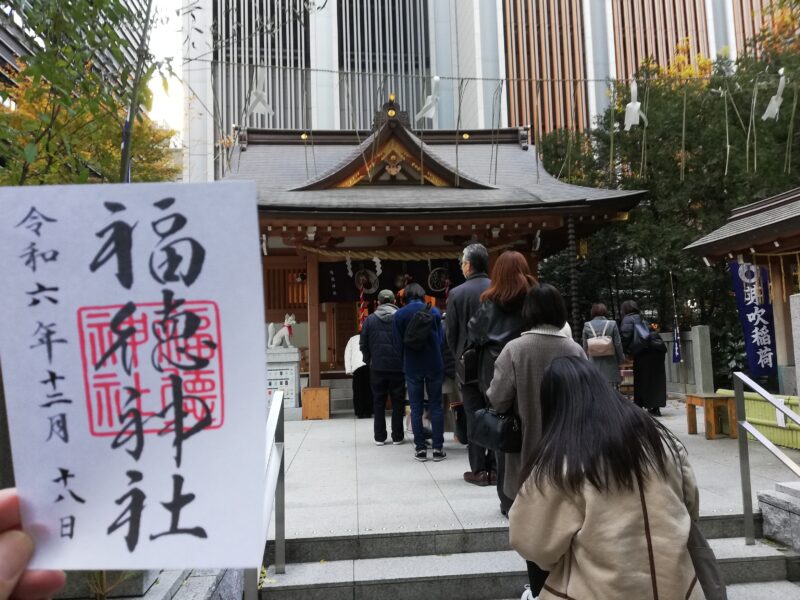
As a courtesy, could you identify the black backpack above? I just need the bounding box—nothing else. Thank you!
[403,303,434,350]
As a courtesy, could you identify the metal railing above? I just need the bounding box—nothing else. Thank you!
[244,390,286,599]
[734,372,800,545]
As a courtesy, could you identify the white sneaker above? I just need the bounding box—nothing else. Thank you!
[520,584,537,600]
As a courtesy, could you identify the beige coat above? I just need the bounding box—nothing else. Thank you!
[510,445,705,600]
[486,327,586,499]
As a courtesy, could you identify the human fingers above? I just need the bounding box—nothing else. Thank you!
[9,569,66,599]
[0,489,21,533]
[0,530,34,600]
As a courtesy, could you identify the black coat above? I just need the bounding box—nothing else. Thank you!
[620,313,666,409]
[360,304,403,373]
[467,298,527,396]
[445,272,490,376]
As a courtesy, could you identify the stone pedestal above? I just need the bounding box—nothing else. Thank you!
[758,482,800,551]
[267,346,301,415]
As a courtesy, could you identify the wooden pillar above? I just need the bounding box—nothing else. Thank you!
[526,253,540,280]
[307,252,321,387]
[768,257,795,393]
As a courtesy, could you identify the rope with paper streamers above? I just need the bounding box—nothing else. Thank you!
[786,85,798,175]
[198,60,799,184]
[298,243,515,261]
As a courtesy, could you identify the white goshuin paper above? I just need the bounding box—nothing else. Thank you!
[0,181,269,569]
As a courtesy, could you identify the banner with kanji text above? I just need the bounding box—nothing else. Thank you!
[729,261,778,378]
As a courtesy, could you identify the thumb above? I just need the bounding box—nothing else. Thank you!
[0,530,34,600]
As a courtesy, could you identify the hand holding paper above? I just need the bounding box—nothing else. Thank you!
[0,489,65,600]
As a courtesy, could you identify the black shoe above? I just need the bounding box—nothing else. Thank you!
[432,449,447,462]
[648,407,662,416]
[414,448,428,462]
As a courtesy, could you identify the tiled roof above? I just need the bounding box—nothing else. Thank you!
[685,188,800,254]
[225,137,642,213]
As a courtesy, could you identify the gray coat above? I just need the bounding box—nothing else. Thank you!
[445,272,490,376]
[486,328,586,499]
[581,317,624,384]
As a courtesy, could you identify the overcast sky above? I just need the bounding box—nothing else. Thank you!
[147,0,183,146]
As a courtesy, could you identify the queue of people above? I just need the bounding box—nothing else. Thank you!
[3,243,704,600]
[357,243,701,600]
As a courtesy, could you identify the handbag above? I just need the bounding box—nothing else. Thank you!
[471,408,522,453]
[630,319,667,356]
[586,321,615,357]
[458,344,479,385]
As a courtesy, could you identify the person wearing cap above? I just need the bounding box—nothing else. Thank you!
[360,289,406,445]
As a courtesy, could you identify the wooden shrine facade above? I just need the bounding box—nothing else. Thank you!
[225,97,645,386]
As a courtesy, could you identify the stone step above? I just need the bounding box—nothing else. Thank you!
[260,538,799,600]
[319,378,352,390]
[266,514,761,564]
[329,387,352,401]
[498,581,800,600]
[330,398,354,413]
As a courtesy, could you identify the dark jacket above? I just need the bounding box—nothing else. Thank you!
[619,312,640,355]
[467,297,527,395]
[360,303,402,373]
[442,330,456,380]
[620,313,667,409]
[446,272,490,378]
[392,299,444,376]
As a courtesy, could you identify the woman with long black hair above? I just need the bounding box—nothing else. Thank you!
[509,357,704,600]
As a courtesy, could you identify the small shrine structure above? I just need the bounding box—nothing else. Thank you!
[686,187,800,394]
[226,96,645,386]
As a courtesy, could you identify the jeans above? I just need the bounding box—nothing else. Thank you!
[371,370,406,442]
[406,371,444,450]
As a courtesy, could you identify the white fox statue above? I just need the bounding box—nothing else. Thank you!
[268,314,296,348]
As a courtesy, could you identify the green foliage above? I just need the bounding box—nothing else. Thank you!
[539,46,800,387]
[0,0,176,184]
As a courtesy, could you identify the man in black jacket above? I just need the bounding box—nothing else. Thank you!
[360,289,406,445]
[446,243,494,485]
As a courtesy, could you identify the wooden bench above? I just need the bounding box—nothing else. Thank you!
[686,393,738,440]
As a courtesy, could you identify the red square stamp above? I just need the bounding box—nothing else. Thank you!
[77,300,224,437]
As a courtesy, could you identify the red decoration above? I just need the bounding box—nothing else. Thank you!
[357,286,368,329]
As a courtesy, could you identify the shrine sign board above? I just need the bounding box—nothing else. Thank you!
[0,181,268,570]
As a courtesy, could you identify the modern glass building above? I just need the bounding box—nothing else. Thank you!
[183,0,775,181]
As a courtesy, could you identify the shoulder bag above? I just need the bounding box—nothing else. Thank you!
[630,318,667,356]
[471,408,522,453]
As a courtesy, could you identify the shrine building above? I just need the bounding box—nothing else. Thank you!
[225,96,645,387]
